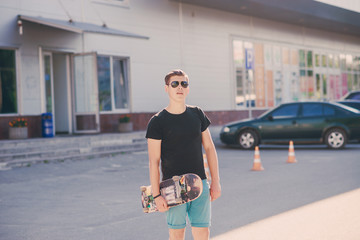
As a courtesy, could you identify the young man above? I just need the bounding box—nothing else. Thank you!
[146,69,221,240]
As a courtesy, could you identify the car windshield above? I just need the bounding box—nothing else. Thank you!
[333,102,360,114]
[342,91,360,100]
[337,102,360,110]
[347,92,360,100]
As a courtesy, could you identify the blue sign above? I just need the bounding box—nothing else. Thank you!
[245,48,254,70]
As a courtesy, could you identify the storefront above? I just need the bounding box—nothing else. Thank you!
[232,38,360,108]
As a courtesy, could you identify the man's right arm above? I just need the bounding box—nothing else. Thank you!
[148,138,168,212]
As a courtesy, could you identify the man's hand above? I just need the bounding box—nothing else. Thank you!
[155,196,169,212]
[210,181,221,202]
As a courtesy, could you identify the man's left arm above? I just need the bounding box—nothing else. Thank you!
[202,128,221,201]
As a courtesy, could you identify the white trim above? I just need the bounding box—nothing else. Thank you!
[100,109,130,114]
[16,48,22,115]
[39,46,76,54]
[66,55,73,134]
[97,51,129,59]
[73,112,99,115]
[91,0,130,9]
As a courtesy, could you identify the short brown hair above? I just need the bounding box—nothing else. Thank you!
[164,69,189,85]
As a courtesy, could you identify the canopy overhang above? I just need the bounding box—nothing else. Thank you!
[18,15,149,39]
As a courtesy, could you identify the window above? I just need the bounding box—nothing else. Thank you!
[233,40,247,107]
[272,104,299,118]
[113,58,129,109]
[307,51,313,68]
[299,50,306,68]
[0,49,17,114]
[97,56,111,111]
[322,55,327,67]
[44,54,52,113]
[323,105,335,116]
[97,56,129,112]
[302,103,322,117]
[232,39,360,110]
[347,92,360,100]
[315,54,320,67]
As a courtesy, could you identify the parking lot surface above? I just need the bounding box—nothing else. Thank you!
[0,126,359,239]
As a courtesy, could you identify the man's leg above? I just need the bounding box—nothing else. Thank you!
[169,228,186,240]
[189,180,211,239]
[166,203,187,239]
[192,227,209,240]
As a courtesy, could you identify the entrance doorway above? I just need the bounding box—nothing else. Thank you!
[41,50,100,135]
[42,51,72,135]
[53,53,72,134]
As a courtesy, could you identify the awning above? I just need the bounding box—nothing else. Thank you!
[18,15,149,39]
[172,0,360,37]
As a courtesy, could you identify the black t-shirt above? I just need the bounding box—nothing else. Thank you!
[146,106,210,181]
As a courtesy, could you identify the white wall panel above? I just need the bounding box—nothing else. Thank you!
[21,54,42,115]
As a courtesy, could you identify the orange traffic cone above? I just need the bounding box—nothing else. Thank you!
[203,154,211,181]
[251,146,264,171]
[287,141,297,163]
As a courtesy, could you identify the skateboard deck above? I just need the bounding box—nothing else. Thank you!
[140,173,203,213]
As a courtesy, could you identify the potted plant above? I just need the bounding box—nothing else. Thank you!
[9,117,28,139]
[118,114,133,133]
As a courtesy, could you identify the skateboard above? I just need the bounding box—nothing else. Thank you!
[140,173,203,213]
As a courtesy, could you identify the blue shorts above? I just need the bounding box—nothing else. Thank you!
[166,179,211,229]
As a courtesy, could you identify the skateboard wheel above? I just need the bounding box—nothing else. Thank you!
[142,208,149,213]
[140,186,147,192]
[172,176,180,182]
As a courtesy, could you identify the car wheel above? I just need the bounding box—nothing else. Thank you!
[325,128,347,149]
[238,129,259,150]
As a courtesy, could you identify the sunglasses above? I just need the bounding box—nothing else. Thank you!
[169,81,189,88]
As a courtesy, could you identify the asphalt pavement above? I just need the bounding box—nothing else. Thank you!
[210,126,360,240]
[212,188,360,240]
[0,126,359,240]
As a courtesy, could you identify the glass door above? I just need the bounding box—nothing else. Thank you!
[72,52,99,133]
[44,52,54,113]
[43,52,55,136]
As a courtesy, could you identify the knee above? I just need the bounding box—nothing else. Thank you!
[169,228,185,240]
[192,227,209,240]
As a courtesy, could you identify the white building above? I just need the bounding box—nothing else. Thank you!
[1,0,359,139]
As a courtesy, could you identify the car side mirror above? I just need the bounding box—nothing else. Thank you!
[267,115,273,121]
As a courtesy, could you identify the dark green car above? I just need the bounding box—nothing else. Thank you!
[220,102,360,149]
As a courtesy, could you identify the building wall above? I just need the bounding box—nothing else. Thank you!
[0,0,359,139]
